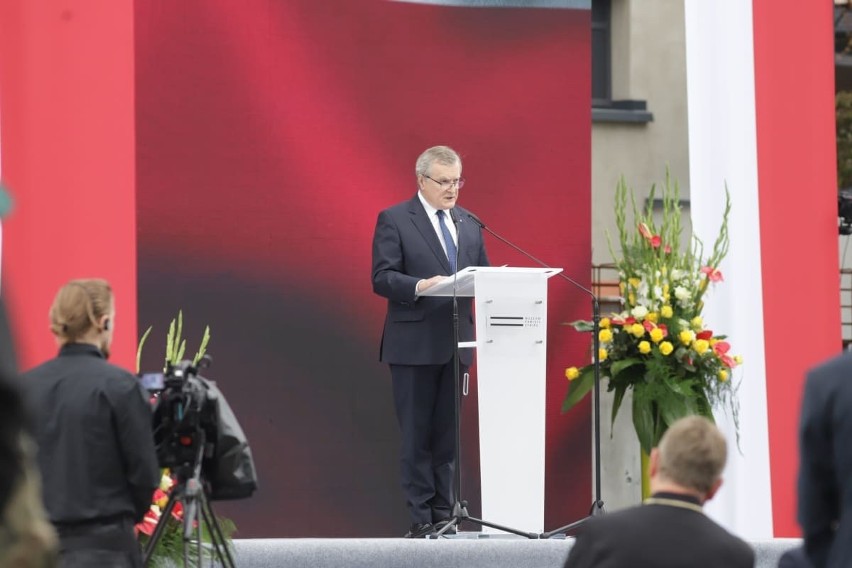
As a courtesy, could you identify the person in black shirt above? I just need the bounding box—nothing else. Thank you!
[22,279,159,568]
[563,416,754,568]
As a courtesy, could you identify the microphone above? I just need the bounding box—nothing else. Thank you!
[468,211,606,533]
[466,213,594,297]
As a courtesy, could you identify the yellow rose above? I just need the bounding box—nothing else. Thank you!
[679,330,694,346]
[600,317,611,329]
[660,305,673,319]
[659,341,674,356]
[628,293,636,305]
[691,316,703,330]
[159,472,172,492]
[628,277,641,289]
[718,370,729,382]
[599,328,613,343]
[649,328,664,343]
[565,367,580,381]
[156,495,169,509]
[638,341,651,354]
[646,312,659,323]
[734,355,743,364]
[599,348,608,362]
[709,338,719,346]
[630,323,645,338]
[693,339,710,354]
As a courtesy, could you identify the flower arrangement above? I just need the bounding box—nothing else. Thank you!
[562,175,741,454]
[135,312,235,567]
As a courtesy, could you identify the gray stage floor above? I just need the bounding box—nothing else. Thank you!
[230,536,802,568]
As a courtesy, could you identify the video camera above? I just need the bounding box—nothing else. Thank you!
[142,360,216,473]
[139,359,258,501]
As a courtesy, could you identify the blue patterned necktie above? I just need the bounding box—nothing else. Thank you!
[437,210,457,273]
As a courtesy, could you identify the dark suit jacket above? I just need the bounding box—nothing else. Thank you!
[798,352,852,568]
[372,195,489,366]
[564,495,755,568]
[778,545,813,568]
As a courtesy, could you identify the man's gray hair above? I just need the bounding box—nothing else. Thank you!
[657,415,727,495]
[415,146,462,177]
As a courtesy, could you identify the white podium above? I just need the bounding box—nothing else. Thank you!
[422,266,562,533]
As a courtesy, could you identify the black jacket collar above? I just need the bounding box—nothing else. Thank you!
[58,343,105,359]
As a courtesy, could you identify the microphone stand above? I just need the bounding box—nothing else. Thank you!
[434,209,538,539]
[463,213,605,538]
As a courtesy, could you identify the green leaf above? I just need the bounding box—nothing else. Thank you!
[562,366,596,412]
[632,392,655,454]
[611,358,643,378]
[567,320,595,332]
[136,326,152,374]
[192,325,211,366]
[659,395,690,429]
[610,384,627,429]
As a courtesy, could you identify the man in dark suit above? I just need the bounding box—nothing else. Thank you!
[797,351,852,568]
[372,145,489,538]
[563,415,754,568]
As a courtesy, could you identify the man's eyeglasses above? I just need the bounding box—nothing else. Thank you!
[423,175,465,190]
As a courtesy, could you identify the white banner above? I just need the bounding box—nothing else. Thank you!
[684,0,773,539]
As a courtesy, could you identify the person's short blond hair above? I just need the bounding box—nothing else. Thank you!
[657,415,727,495]
[49,279,113,345]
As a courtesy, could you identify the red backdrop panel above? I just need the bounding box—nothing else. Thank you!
[752,0,839,536]
[0,0,137,371]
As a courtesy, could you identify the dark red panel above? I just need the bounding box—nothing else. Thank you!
[135,0,591,536]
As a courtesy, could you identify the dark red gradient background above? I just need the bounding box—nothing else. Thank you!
[2,0,591,538]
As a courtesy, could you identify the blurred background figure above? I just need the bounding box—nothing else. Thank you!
[797,351,852,568]
[22,279,158,568]
[0,300,58,568]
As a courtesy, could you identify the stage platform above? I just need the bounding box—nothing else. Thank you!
[230,536,802,568]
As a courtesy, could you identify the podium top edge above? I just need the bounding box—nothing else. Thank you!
[465,266,563,275]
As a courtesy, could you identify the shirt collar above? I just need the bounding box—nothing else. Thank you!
[647,491,702,507]
[417,191,441,218]
[59,343,105,359]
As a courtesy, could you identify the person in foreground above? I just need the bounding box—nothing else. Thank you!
[372,145,489,538]
[796,350,852,568]
[563,415,754,568]
[22,279,159,567]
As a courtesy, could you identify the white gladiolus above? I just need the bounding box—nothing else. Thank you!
[631,305,649,320]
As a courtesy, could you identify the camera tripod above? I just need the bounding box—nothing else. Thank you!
[142,440,235,568]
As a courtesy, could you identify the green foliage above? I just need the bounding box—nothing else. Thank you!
[563,173,740,453]
[136,310,211,373]
[838,92,852,189]
[138,516,237,568]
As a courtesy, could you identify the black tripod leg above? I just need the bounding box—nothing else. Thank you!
[199,495,236,568]
[466,516,540,539]
[538,499,606,538]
